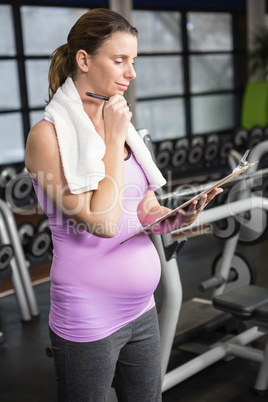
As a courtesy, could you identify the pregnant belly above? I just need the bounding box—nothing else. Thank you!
[88,235,161,297]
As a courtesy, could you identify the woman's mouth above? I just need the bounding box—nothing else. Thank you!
[116,83,129,90]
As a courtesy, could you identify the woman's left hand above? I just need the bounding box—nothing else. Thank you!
[150,187,223,234]
[178,187,222,227]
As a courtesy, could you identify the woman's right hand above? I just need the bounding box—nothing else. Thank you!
[103,94,132,144]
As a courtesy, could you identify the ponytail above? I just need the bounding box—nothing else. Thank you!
[48,43,74,102]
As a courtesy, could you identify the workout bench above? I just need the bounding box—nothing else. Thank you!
[213,285,268,395]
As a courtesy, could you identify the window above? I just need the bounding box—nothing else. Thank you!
[0,3,245,165]
[0,5,16,56]
[0,3,102,166]
[0,4,24,164]
[132,11,185,140]
[188,12,235,134]
[21,6,89,122]
[132,9,239,141]
[187,12,232,51]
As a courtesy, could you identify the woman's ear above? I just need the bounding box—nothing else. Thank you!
[76,49,90,72]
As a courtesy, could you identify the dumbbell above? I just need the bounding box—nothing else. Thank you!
[219,140,233,160]
[0,167,16,189]
[187,136,204,165]
[28,230,52,258]
[0,244,14,271]
[234,127,248,148]
[18,220,52,258]
[171,138,189,169]
[156,140,173,169]
[18,222,35,247]
[248,126,263,148]
[30,218,52,258]
[204,134,219,163]
[36,218,50,233]
[5,169,33,202]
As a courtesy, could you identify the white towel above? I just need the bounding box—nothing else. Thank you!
[44,77,166,194]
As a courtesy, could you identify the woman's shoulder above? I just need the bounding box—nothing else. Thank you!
[27,120,57,149]
[29,118,55,137]
[25,119,58,173]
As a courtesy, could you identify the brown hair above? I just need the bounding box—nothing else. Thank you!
[48,8,138,102]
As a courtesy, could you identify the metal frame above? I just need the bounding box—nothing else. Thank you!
[0,211,31,321]
[0,199,39,320]
[158,141,268,392]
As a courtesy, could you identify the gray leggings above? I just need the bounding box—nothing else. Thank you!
[49,306,162,402]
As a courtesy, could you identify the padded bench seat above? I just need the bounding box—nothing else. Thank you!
[212,285,268,319]
[212,285,268,395]
[255,302,268,320]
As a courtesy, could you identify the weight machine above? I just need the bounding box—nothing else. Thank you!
[157,140,268,394]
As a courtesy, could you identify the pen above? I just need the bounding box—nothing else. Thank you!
[85,92,131,107]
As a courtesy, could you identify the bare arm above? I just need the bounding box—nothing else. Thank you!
[25,96,131,238]
[137,188,223,235]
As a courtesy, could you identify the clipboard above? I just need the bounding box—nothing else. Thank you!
[120,150,258,244]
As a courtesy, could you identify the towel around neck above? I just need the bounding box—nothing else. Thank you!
[44,77,166,194]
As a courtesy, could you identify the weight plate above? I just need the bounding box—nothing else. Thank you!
[250,126,263,137]
[171,148,187,168]
[204,143,219,162]
[212,253,256,293]
[207,133,220,144]
[0,167,16,188]
[175,138,189,149]
[156,150,171,169]
[212,217,240,239]
[238,209,268,245]
[188,145,203,165]
[29,232,51,257]
[219,141,233,159]
[191,136,205,147]
[18,222,35,246]
[12,175,33,200]
[0,244,13,270]
[234,128,248,147]
[158,140,174,152]
[37,218,50,233]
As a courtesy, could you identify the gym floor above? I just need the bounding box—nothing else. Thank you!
[0,234,267,402]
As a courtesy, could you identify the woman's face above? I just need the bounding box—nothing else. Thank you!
[86,32,137,97]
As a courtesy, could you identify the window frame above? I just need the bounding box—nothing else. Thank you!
[133,7,247,139]
[0,1,247,156]
[0,0,108,152]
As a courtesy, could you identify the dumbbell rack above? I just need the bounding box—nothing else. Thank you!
[0,199,39,321]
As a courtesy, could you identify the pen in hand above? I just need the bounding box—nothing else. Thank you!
[86,92,131,107]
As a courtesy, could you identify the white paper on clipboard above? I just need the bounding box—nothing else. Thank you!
[120,160,257,244]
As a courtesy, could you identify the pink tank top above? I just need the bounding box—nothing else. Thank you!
[31,151,161,342]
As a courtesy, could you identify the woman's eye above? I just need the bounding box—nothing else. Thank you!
[115,60,123,64]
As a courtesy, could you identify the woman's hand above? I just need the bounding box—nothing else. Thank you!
[103,94,132,144]
[149,187,223,235]
[178,187,222,227]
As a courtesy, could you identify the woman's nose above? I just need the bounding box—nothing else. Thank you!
[126,64,136,80]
